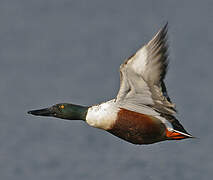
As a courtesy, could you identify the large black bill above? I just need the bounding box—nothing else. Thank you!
[28,108,53,116]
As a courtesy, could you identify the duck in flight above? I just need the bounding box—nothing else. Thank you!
[28,24,193,145]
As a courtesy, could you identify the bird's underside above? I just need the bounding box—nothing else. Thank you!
[107,108,167,144]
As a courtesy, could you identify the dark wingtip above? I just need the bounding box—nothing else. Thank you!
[160,22,168,39]
[159,22,168,40]
[163,22,168,31]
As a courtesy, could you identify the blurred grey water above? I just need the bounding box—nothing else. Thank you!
[0,0,212,179]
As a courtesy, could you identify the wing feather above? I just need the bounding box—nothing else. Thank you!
[116,23,176,115]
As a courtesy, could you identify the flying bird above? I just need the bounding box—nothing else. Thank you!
[28,24,193,145]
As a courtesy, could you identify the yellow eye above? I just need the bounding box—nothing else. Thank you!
[60,105,65,109]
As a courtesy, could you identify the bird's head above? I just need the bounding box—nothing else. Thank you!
[28,103,88,120]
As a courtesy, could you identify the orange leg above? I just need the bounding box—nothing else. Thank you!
[166,129,192,140]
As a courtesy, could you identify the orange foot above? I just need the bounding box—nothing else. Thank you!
[166,129,194,140]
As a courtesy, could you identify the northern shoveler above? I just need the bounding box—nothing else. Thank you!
[28,24,193,145]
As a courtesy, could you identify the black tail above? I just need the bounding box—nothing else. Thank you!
[171,118,190,135]
[161,113,192,135]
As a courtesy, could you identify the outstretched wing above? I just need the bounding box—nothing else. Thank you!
[116,24,176,116]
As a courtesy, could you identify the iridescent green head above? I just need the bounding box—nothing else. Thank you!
[28,103,88,121]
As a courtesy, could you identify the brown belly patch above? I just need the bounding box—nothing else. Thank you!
[107,108,166,144]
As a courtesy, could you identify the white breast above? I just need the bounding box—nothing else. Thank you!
[86,99,119,130]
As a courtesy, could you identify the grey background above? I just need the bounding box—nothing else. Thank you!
[0,0,212,179]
